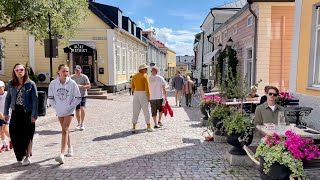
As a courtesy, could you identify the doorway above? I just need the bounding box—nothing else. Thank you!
[73,53,95,82]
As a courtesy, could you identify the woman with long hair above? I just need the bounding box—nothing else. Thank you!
[48,64,81,164]
[4,63,38,166]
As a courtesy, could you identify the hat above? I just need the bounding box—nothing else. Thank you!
[0,81,5,87]
[138,64,149,71]
[151,66,158,71]
[75,65,81,70]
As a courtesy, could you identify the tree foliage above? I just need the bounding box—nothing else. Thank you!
[0,0,89,40]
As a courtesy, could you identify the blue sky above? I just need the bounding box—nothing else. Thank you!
[96,0,239,56]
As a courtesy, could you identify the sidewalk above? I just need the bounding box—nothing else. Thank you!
[0,93,318,179]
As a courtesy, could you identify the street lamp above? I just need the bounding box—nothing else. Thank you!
[227,37,233,47]
[218,43,223,51]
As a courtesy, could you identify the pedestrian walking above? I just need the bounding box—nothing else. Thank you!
[48,64,81,164]
[4,63,38,166]
[131,64,153,133]
[0,81,12,153]
[149,67,167,128]
[127,75,133,95]
[172,70,184,107]
[71,65,91,131]
[183,76,194,107]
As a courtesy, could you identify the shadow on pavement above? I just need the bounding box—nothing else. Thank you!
[92,129,146,142]
[36,129,77,136]
[0,143,266,179]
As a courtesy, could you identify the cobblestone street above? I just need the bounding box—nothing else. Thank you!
[0,92,318,180]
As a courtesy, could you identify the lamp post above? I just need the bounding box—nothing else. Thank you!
[48,13,54,82]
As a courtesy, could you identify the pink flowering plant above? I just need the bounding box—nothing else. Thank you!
[199,95,221,108]
[255,130,320,179]
[276,91,295,106]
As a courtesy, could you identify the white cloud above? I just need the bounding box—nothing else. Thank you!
[154,27,197,56]
[138,18,197,56]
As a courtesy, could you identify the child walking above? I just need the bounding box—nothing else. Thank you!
[48,64,81,164]
[0,81,12,153]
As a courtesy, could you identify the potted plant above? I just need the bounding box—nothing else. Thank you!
[207,105,232,136]
[276,91,296,107]
[255,131,320,180]
[224,112,254,155]
[199,95,219,121]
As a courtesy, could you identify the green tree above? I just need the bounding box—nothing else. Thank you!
[0,0,89,40]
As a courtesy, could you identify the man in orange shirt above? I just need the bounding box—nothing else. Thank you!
[131,64,153,133]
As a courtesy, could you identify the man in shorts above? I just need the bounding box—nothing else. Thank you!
[149,67,167,128]
[71,65,91,130]
[0,80,12,152]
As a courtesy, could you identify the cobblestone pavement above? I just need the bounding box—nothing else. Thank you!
[0,92,319,180]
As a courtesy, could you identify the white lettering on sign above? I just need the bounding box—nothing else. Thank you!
[70,44,88,53]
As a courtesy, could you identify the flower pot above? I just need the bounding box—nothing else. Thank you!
[200,104,210,120]
[227,131,253,155]
[259,158,291,180]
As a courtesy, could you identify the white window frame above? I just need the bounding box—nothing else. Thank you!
[244,47,253,89]
[312,7,320,87]
[122,47,126,74]
[133,49,137,72]
[233,25,238,34]
[129,49,133,73]
[247,15,253,27]
[115,45,121,74]
[0,39,4,75]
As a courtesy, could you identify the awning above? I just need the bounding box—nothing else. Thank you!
[204,49,220,64]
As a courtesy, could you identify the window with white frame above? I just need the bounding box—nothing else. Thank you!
[122,48,126,74]
[247,16,253,27]
[312,7,320,87]
[245,47,253,89]
[129,49,133,73]
[134,49,137,72]
[233,25,238,34]
[0,39,4,74]
[115,45,121,73]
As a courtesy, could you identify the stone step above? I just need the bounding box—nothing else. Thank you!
[86,94,108,99]
[88,91,107,95]
[88,88,102,92]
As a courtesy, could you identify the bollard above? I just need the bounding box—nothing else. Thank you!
[38,91,47,116]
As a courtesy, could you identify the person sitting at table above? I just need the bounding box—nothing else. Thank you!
[259,85,270,105]
[254,86,284,125]
[243,86,259,113]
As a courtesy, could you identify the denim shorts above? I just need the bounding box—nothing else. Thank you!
[0,119,8,126]
[76,97,87,110]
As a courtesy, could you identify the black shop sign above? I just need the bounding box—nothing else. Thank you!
[64,44,94,53]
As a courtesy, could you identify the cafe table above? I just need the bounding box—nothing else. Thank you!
[221,100,260,106]
[204,92,219,96]
[283,106,313,125]
[256,125,320,139]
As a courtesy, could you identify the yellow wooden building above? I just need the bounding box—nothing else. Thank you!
[163,48,176,79]
[0,1,146,92]
[289,0,320,130]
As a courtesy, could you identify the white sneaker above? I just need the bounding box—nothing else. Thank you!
[55,155,65,164]
[22,157,31,166]
[65,147,74,157]
[76,124,81,130]
[131,128,137,133]
[80,125,85,131]
[146,128,154,132]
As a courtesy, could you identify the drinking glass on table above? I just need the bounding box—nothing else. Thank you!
[277,111,286,134]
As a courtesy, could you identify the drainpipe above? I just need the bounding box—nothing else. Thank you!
[210,9,217,86]
[200,29,205,83]
[247,0,258,85]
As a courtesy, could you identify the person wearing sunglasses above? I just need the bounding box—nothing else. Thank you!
[254,86,284,125]
[4,63,38,166]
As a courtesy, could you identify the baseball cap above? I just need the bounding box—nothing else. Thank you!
[0,81,5,87]
[75,65,81,70]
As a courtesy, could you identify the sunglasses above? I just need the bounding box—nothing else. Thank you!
[14,68,24,72]
[268,93,278,97]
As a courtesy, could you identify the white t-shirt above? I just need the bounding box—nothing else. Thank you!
[149,75,166,100]
[269,105,276,112]
[0,91,7,114]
